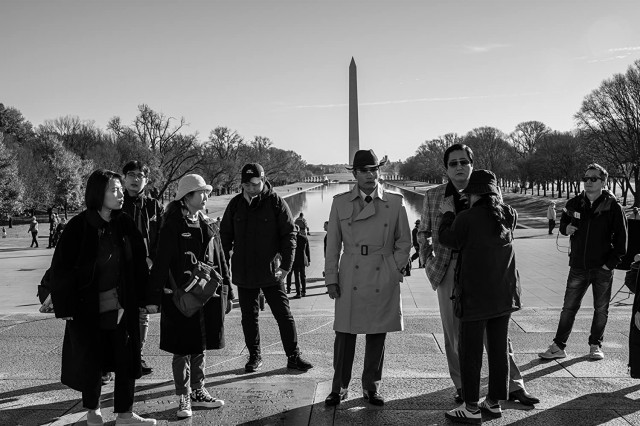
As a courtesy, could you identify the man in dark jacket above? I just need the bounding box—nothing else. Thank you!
[122,160,164,375]
[290,225,310,298]
[220,163,313,373]
[540,163,628,361]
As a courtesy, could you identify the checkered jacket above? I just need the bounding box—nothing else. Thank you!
[417,183,455,290]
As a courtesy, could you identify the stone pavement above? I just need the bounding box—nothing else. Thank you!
[1,199,639,424]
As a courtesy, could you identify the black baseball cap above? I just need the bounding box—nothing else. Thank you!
[241,163,265,184]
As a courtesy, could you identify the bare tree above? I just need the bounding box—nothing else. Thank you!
[575,59,640,206]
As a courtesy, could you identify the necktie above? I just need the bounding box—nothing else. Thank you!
[364,195,372,203]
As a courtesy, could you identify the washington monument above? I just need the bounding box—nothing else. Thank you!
[349,57,359,163]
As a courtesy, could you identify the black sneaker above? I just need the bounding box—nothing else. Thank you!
[141,359,153,375]
[287,352,313,371]
[245,354,263,372]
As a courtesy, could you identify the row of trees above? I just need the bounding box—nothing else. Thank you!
[0,104,311,217]
[400,58,640,206]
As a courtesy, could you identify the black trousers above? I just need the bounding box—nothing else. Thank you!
[459,314,510,404]
[548,219,556,234]
[82,323,135,413]
[332,332,386,393]
[292,266,307,295]
[30,231,38,247]
[237,284,299,357]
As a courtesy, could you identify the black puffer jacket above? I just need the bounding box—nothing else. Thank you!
[560,190,627,270]
[220,181,296,288]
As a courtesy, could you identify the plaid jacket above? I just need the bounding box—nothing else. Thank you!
[417,183,456,290]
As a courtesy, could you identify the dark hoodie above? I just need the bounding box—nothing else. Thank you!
[560,190,627,270]
[219,180,297,288]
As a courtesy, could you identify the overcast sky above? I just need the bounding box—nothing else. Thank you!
[3,0,640,164]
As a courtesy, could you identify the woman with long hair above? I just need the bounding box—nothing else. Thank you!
[50,169,155,425]
[438,169,521,424]
[146,174,233,419]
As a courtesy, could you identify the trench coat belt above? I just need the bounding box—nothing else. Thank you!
[343,245,394,256]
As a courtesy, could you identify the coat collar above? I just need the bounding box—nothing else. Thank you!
[348,183,387,202]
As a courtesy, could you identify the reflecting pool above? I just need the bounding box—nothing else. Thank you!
[283,183,424,233]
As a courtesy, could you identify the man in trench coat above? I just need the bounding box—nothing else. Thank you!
[324,149,412,406]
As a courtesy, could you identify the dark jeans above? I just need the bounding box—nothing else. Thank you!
[237,283,299,357]
[553,267,613,349]
[548,219,555,234]
[459,314,510,404]
[410,245,421,266]
[30,231,38,247]
[332,332,386,393]
[292,266,307,295]
[82,323,135,412]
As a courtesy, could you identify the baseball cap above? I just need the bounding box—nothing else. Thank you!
[241,163,265,184]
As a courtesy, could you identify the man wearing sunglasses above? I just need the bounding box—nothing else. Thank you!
[540,163,627,361]
[417,143,539,406]
[324,149,411,407]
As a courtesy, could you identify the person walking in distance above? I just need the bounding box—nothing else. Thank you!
[324,149,411,407]
[411,219,423,267]
[417,143,540,406]
[539,163,627,361]
[28,216,39,248]
[547,201,557,235]
[220,163,313,373]
[290,225,310,298]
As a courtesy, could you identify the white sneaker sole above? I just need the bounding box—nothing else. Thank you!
[176,409,192,418]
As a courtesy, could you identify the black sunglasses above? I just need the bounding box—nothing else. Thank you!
[448,159,470,168]
[581,176,602,183]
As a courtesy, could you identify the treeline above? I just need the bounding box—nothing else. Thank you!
[0,104,311,217]
[400,59,640,207]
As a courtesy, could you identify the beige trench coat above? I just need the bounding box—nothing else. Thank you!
[325,184,412,334]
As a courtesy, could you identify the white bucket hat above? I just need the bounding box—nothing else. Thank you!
[175,174,212,200]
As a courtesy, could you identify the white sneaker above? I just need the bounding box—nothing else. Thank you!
[191,388,224,408]
[590,344,604,360]
[115,412,157,425]
[86,409,104,426]
[177,394,192,418]
[444,403,481,424]
[538,342,567,359]
[479,398,502,418]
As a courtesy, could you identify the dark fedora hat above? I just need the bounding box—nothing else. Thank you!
[346,149,388,170]
[461,169,500,196]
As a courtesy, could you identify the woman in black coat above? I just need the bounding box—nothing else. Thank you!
[439,170,521,424]
[147,174,233,419]
[50,169,155,426]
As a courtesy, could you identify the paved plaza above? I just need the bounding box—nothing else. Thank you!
[0,184,638,425]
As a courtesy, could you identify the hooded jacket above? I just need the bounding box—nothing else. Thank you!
[122,191,163,260]
[220,180,297,288]
[560,190,627,270]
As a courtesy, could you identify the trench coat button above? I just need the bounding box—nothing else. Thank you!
[376,289,380,293]
[385,205,389,208]
[355,265,359,269]
[355,243,359,247]
[384,223,388,227]
[353,286,357,290]
[376,267,380,270]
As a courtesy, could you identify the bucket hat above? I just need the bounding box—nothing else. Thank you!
[175,174,212,200]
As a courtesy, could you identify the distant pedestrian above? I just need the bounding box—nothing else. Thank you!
[52,218,66,247]
[47,213,59,249]
[629,207,640,221]
[28,216,38,248]
[146,174,232,419]
[295,212,310,235]
[2,227,6,238]
[220,162,313,374]
[49,169,156,425]
[539,163,627,361]
[547,201,557,234]
[289,225,310,298]
[410,219,422,267]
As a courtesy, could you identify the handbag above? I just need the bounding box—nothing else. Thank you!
[169,237,222,317]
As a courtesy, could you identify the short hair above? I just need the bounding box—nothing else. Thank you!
[85,169,122,210]
[443,144,474,169]
[585,163,608,181]
[122,160,150,176]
